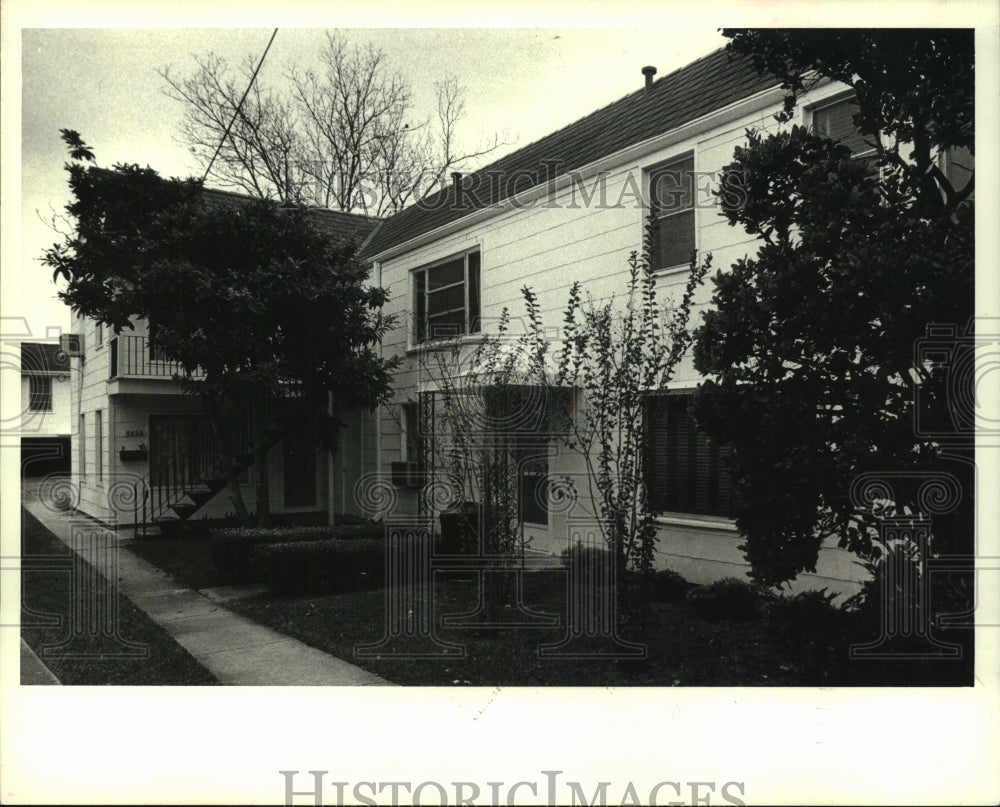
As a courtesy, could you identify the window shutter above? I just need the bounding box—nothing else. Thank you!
[645,393,733,518]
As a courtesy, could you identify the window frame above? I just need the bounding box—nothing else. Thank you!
[401,400,424,469]
[646,152,697,274]
[411,248,482,345]
[644,390,733,520]
[809,95,877,160]
[79,413,86,479]
[95,409,103,481]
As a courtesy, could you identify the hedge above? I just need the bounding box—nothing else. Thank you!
[685,577,767,621]
[257,538,386,596]
[210,522,383,583]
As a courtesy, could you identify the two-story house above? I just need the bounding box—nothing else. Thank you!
[362,46,899,595]
[65,190,380,533]
[20,342,72,477]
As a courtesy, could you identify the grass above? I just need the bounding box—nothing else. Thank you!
[225,571,975,687]
[126,521,228,591]
[20,508,219,686]
[125,525,975,687]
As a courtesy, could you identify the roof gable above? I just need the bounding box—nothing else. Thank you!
[363,47,777,259]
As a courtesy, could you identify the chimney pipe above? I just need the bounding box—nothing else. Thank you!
[642,65,657,90]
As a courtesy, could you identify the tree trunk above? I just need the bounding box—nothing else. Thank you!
[253,396,273,528]
[205,397,252,526]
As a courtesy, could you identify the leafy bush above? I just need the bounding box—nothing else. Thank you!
[766,588,852,649]
[685,577,764,621]
[560,542,614,585]
[210,522,383,583]
[650,569,694,602]
[258,538,385,596]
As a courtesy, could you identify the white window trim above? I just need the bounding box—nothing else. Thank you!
[410,247,482,349]
[645,151,698,276]
[807,93,878,160]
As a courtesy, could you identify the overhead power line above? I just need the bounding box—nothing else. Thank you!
[201,28,279,184]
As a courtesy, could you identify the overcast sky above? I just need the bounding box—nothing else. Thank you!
[11,23,728,337]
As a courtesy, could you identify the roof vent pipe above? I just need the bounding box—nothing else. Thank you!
[642,65,657,90]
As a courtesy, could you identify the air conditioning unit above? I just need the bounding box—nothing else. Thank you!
[390,461,425,488]
[59,333,84,358]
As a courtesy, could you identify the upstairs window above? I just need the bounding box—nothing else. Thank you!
[812,98,876,159]
[29,376,53,411]
[413,249,481,343]
[649,154,696,272]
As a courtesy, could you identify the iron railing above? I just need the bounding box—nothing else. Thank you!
[109,335,206,379]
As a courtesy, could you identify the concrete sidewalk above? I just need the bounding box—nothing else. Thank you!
[20,639,60,685]
[21,492,388,686]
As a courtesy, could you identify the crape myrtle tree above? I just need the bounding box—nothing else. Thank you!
[44,131,397,526]
[521,228,708,622]
[691,30,975,586]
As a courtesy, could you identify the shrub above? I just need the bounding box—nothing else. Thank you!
[685,576,763,621]
[257,538,385,596]
[210,522,384,583]
[561,542,614,585]
[766,588,852,648]
[650,569,694,603]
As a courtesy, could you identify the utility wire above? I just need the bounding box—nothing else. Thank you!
[201,28,279,184]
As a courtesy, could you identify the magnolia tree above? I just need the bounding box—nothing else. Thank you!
[692,30,975,587]
[44,131,398,525]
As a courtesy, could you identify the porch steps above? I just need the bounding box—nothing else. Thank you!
[152,477,228,533]
[145,423,283,536]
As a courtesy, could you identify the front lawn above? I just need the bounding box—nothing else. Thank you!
[224,570,974,687]
[124,522,974,687]
[20,509,219,685]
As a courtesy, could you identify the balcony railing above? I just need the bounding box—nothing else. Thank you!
[109,336,205,380]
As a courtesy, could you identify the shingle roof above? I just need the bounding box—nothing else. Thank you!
[363,46,778,259]
[199,186,379,246]
[21,342,71,374]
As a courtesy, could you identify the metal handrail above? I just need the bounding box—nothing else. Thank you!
[109,335,206,379]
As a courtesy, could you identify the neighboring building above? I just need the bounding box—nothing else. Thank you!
[363,46,895,596]
[65,191,380,531]
[20,342,72,476]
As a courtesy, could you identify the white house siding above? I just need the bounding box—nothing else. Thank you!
[68,314,333,526]
[375,82,866,594]
[20,371,71,437]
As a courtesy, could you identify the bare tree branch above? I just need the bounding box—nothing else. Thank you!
[161,34,513,215]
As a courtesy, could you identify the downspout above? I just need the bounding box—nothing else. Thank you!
[374,258,384,519]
